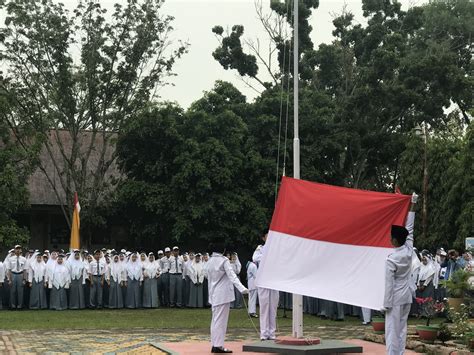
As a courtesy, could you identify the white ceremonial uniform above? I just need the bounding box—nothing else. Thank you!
[247,261,258,315]
[207,252,247,349]
[253,245,279,340]
[384,211,415,355]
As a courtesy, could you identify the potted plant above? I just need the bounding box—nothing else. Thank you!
[372,316,385,334]
[415,297,444,343]
[441,269,471,311]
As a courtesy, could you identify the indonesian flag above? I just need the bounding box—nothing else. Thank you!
[255,177,411,310]
[69,192,81,250]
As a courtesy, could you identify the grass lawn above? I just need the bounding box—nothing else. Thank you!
[0,308,370,331]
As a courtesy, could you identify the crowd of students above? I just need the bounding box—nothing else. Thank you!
[0,245,246,311]
[0,243,471,318]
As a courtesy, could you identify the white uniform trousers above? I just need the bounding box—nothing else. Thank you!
[258,287,279,339]
[385,304,411,355]
[361,307,371,323]
[248,289,258,314]
[211,302,231,348]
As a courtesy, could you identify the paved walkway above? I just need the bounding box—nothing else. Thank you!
[0,326,404,354]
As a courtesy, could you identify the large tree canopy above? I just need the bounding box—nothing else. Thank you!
[0,0,187,244]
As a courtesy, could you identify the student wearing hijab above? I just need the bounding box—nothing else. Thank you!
[103,254,111,308]
[143,253,160,308]
[188,253,205,308]
[28,252,48,310]
[125,252,143,308]
[107,254,126,309]
[49,254,71,310]
[68,250,87,310]
[89,249,107,309]
[183,252,193,307]
[417,251,436,299]
[119,253,128,303]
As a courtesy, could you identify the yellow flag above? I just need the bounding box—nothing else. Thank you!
[69,192,80,250]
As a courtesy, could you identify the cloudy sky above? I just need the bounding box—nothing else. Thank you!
[6,0,427,107]
[161,0,428,107]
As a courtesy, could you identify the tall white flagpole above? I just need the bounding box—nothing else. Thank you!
[292,0,303,339]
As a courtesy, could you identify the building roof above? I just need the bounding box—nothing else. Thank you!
[28,130,120,206]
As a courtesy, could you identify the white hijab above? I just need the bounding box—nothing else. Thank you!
[418,255,435,282]
[126,253,143,280]
[144,255,160,278]
[67,253,85,280]
[29,253,47,283]
[110,255,124,282]
[51,258,70,289]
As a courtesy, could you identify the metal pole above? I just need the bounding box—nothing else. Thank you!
[422,123,428,240]
[292,0,303,339]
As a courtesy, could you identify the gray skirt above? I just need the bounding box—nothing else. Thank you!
[69,277,85,309]
[142,277,159,308]
[126,278,141,309]
[50,286,68,310]
[108,279,123,309]
[188,282,204,308]
[29,280,48,310]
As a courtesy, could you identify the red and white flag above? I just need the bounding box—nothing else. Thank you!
[255,177,411,310]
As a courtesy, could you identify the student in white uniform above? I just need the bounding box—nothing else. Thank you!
[89,249,107,309]
[6,245,27,309]
[383,193,417,355]
[246,260,258,318]
[207,243,248,353]
[253,235,279,341]
[49,254,71,310]
[169,246,184,308]
[28,252,48,310]
[159,248,171,307]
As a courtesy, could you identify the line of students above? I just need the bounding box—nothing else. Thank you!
[0,245,226,310]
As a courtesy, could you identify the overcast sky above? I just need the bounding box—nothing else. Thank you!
[5,0,427,108]
[160,0,427,107]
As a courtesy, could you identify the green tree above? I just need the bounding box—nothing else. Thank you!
[116,82,271,247]
[0,93,38,249]
[0,0,187,245]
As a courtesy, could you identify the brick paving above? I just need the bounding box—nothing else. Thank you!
[0,325,379,354]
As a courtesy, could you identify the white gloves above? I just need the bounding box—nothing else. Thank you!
[241,288,249,295]
[411,192,419,204]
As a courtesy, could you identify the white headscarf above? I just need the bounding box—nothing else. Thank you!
[109,255,125,282]
[418,254,435,283]
[50,257,70,289]
[29,252,47,283]
[189,258,205,284]
[126,253,143,281]
[67,251,85,280]
[143,254,160,278]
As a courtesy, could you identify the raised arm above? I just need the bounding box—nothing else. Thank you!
[405,193,418,248]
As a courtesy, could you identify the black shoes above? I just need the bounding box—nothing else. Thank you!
[211,346,233,353]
